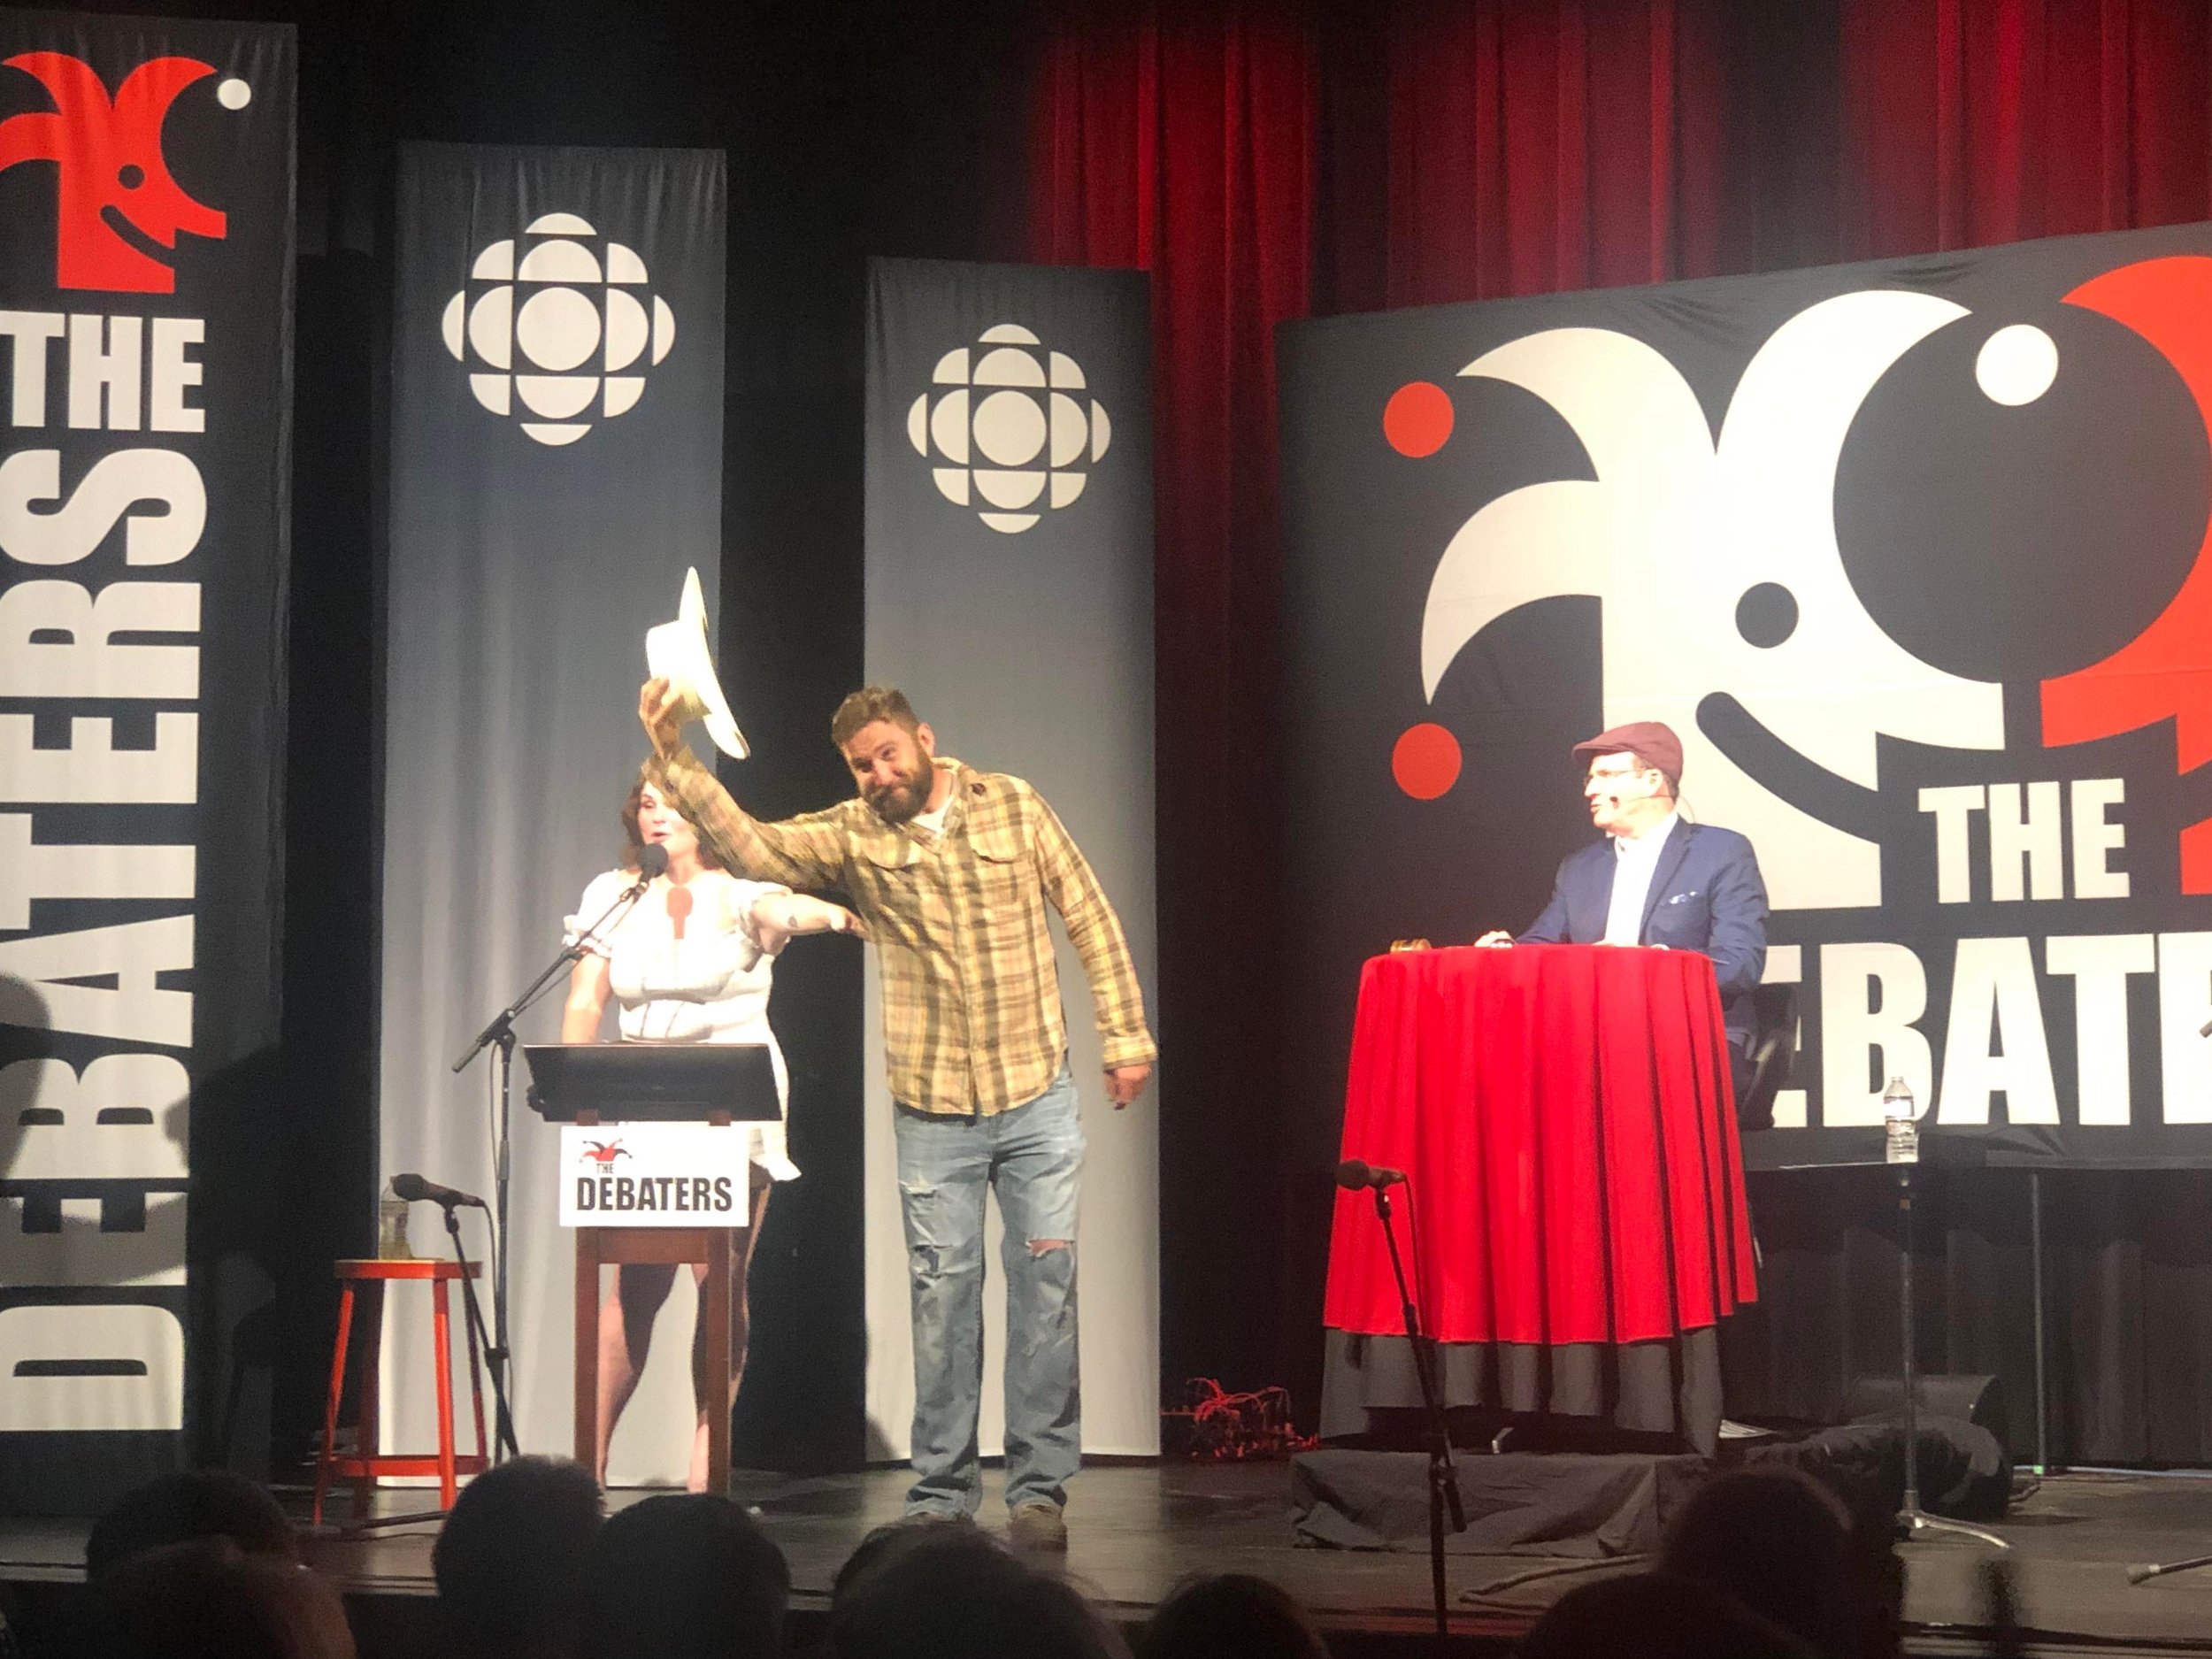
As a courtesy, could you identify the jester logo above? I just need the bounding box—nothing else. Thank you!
[0,52,248,294]
[1391,256,2212,912]
[578,1139,630,1168]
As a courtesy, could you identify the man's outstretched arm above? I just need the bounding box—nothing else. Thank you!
[639,677,846,891]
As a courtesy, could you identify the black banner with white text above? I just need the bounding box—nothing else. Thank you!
[380,144,726,1485]
[0,12,294,1508]
[1281,224,2212,1171]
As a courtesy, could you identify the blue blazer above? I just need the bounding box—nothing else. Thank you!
[1518,820,1770,1050]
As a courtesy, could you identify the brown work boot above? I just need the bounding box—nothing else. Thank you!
[1008,1500,1067,1552]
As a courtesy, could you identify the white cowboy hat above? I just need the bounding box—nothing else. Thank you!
[645,566,749,759]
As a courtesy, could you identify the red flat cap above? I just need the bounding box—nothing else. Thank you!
[1571,720,1683,787]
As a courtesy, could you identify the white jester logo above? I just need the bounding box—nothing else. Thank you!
[1405,292,2063,912]
[907,324,1111,534]
[442,212,675,447]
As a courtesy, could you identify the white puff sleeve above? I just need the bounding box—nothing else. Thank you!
[724,878,794,956]
[563,870,637,959]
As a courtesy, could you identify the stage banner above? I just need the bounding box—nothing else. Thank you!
[1280,223,2212,1171]
[862,258,1159,1455]
[380,144,724,1485]
[0,13,293,1510]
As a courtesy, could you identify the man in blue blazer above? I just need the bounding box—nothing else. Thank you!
[1478,720,1770,1098]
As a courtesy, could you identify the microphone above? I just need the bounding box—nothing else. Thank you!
[392,1172,487,1210]
[1335,1158,1408,1191]
[636,843,669,879]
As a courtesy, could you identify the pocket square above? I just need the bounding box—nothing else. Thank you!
[1666,889,1701,904]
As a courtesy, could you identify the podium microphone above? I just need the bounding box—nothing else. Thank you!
[1335,1158,1408,1191]
[392,1172,487,1210]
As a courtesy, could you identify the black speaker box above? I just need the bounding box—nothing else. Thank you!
[1840,1373,2006,1438]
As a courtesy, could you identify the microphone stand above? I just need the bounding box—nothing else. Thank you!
[449,873,649,1461]
[1370,1179,1466,1647]
[2131,1007,2212,1583]
[1892,1159,2008,1550]
[443,1202,519,1460]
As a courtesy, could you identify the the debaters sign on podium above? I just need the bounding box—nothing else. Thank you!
[557,1125,749,1228]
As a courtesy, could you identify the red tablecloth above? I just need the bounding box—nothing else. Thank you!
[1323,944,1757,1348]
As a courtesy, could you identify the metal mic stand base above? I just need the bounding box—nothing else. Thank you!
[2129,1554,2212,1586]
[311,1506,459,1539]
[1897,1509,2010,1549]
[1893,1162,2009,1555]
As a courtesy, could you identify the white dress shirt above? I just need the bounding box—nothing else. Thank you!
[1601,810,1680,947]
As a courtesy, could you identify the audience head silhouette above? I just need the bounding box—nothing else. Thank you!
[826,1525,1128,1659]
[1517,1572,1816,1659]
[1141,1572,1329,1659]
[582,1493,788,1659]
[432,1455,603,1659]
[79,1537,353,1659]
[1659,1465,1863,1658]
[85,1469,297,1579]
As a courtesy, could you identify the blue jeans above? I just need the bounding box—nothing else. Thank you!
[895,1064,1085,1515]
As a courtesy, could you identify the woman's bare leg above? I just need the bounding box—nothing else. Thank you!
[595,1261,678,1483]
[687,1168,774,1492]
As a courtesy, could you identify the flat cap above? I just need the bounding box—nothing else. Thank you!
[1571,720,1683,787]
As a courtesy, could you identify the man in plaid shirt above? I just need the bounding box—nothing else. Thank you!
[640,677,1156,1548]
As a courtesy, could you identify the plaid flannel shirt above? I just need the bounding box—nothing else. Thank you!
[655,741,1156,1116]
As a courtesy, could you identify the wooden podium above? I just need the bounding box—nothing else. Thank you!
[526,1042,779,1496]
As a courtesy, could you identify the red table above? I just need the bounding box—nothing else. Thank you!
[1325,944,1757,1353]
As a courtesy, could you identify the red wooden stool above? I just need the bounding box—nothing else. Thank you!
[314,1259,488,1525]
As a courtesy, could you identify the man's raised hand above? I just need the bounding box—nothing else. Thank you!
[639,676,686,759]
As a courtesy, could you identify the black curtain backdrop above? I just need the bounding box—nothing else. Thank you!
[90,0,2212,1477]
[209,0,1030,1479]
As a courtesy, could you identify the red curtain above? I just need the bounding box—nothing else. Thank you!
[1024,5,1318,1386]
[1020,0,2212,1448]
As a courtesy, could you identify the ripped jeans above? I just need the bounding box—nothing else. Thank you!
[895,1064,1084,1516]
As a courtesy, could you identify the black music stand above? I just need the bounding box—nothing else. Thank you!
[524,1043,780,1494]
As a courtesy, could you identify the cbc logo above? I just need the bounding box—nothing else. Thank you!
[442,212,675,447]
[906,324,1111,533]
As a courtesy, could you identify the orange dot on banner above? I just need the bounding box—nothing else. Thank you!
[1383,381,1454,457]
[1393,723,1462,800]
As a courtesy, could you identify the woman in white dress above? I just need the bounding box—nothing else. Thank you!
[561,771,860,1489]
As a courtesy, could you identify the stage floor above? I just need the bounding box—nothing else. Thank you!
[10,1463,2212,1655]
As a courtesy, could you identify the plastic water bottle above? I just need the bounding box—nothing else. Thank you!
[1883,1075,1918,1164]
[378,1179,415,1260]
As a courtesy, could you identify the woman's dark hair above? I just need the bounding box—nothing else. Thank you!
[620,764,729,873]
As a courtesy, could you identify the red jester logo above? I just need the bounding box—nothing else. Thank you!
[0,51,238,293]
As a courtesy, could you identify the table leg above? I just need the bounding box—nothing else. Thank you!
[574,1228,600,1469]
[355,1281,384,1520]
[433,1278,457,1509]
[703,1229,731,1496]
[313,1282,356,1527]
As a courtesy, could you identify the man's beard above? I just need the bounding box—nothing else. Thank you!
[865,765,933,825]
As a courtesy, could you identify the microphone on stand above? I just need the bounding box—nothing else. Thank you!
[392,1172,488,1210]
[1335,1158,1409,1191]
[633,841,669,889]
